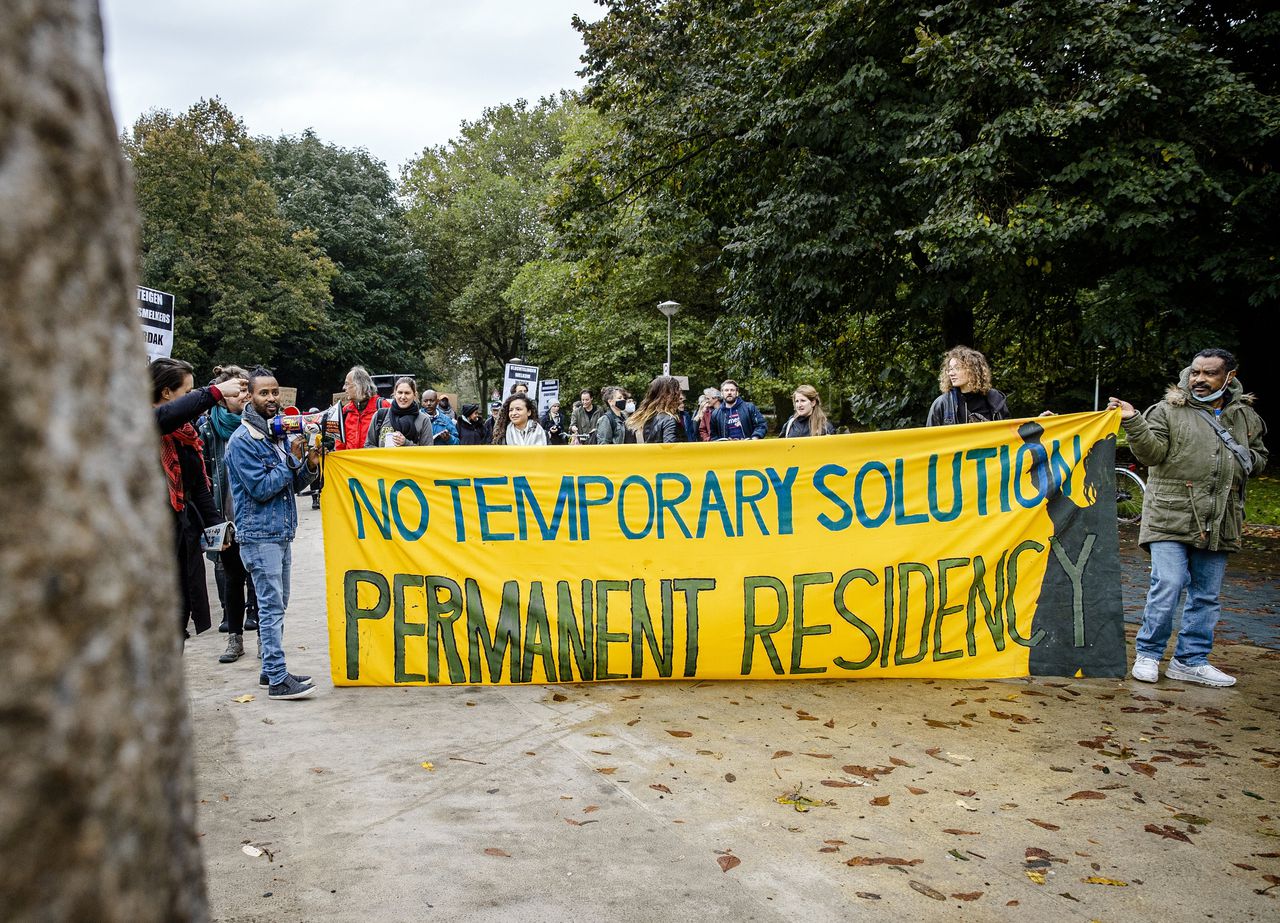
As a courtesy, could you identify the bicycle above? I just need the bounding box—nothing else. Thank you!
[1114,464,1146,524]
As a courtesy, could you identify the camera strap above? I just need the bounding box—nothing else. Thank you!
[1194,408,1252,477]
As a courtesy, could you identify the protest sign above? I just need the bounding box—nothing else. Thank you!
[136,285,174,360]
[322,411,1125,685]
[502,362,538,400]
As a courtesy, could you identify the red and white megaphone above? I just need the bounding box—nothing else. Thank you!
[267,408,326,439]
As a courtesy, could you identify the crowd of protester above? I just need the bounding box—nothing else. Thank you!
[150,348,1011,672]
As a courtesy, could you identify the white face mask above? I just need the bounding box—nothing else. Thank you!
[625,400,636,414]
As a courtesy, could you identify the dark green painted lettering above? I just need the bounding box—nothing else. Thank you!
[393,573,426,683]
[742,576,787,674]
[833,568,881,671]
[932,558,968,662]
[894,562,935,665]
[344,569,389,680]
[791,572,833,674]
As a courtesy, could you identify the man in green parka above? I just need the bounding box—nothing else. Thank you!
[1109,348,1268,687]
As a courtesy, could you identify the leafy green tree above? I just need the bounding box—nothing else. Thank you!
[260,131,433,399]
[512,103,730,400]
[400,97,574,397]
[124,99,336,383]
[569,0,1278,425]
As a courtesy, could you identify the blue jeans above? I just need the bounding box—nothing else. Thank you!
[239,541,292,684]
[1136,541,1228,665]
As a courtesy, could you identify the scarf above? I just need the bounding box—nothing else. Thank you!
[388,401,422,440]
[161,423,204,512]
[209,403,241,440]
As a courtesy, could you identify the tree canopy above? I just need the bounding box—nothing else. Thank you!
[566,0,1277,423]
[124,99,336,388]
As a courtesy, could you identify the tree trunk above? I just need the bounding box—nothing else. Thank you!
[0,2,208,920]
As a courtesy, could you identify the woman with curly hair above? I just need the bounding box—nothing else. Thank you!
[926,346,1010,426]
[492,393,547,446]
[778,384,835,437]
[626,376,689,444]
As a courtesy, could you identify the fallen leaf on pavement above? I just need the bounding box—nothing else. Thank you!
[1082,877,1128,886]
[1067,791,1105,800]
[776,792,832,812]
[771,750,793,759]
[842,765,895,779]
[1172,813,1210,825]
[1025,870,1046,885]
[907,786,928,795]
[846,856,922,867]
[420,762,434,771]
[1028,818,1061,831]
[650,784,672,794]
[717,855,741,873]
[667,730,693,738]
[821,780,861,788]
[1145,824,1192,843]
[909,881,946,900]
[870,795,890,806]
[233,694,255,704]
[855,892,881,900]
[596,767,617,775]
[1129,762,1157,778]
[942,829,979,836]
[951,891,983,901]
[483,848,510,858]
[956,800,978,811]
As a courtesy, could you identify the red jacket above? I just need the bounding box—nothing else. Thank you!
[335,397,388,451]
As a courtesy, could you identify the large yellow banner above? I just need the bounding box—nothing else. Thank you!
[322,411,1125,685]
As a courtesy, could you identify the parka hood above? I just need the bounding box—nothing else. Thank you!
[1166,366,1254,408]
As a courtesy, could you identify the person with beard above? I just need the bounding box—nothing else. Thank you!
[335,365,388,451]
[200,364,260,662]
[420,389,459,444]
[456,403,487,446]
[225,368,320,700]
[366,377,433,447]
[152,358,246,639]
[1110,348,1268,687]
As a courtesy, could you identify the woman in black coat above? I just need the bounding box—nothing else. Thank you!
[152,358,246,638]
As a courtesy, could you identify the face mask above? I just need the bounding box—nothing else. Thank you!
[1191,375,1233,404]
[613,399,626,411]
[625,401,636,414]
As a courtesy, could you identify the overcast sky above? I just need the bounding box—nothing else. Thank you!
[101,0,601,171]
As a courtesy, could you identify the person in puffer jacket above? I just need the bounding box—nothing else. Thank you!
[1110,348,1268,689]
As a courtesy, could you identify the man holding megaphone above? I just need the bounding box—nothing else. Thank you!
[225,367,321,701]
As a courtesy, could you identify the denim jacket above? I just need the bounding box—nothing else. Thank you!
[224,416,316,544]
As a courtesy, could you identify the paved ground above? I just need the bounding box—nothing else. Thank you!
[185,504,1280,922]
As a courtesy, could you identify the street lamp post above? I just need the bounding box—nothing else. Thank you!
[657,301,681,374]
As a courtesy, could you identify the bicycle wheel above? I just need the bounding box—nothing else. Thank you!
[1115,467,1146,524]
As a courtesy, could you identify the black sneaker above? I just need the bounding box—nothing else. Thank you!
[261,672,311,687]
[244,614,259,631]
[268,675,315,700]
[218,619,229,633]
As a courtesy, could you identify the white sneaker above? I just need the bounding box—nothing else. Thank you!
[1131,656,1160,683]
[1165,658,1236,687]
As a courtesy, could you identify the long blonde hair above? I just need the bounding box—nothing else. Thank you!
[626,376,684,433]
[786,384,830,436]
